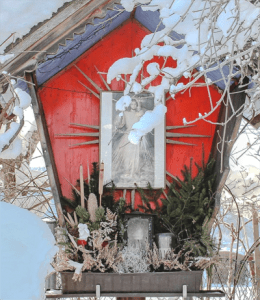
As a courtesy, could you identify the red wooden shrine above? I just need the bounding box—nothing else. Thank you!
[38,18,221,207]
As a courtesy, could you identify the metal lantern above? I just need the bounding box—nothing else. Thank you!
[124,212,154,250]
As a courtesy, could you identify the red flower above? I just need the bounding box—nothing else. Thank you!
[102,241,109,248]
[77,239,87,246]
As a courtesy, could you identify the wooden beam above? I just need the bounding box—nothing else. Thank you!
[26,71,65,228]
[131,189,135,210]
[70,123,99,130]
[80,165,85,208]
[166,125,196,130]
[166,180,171,188]
[70,140,99,147]
[56,132,99,137]
[166,132,211,138]
[162,190,169,201]
[95,65,111,91]
[252,206,260,299]
[74,64,103,92]
[166,139,196,146]
[166,171,178,181]
[78,80,100,99]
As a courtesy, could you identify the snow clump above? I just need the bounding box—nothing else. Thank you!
[0,202,58,300]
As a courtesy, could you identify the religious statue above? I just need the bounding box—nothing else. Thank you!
[112,97,154,187]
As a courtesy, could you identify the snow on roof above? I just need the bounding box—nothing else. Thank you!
[0,0,243,92]
[36,5,130,85]
[35,5,248,92]
[0,0,73,54]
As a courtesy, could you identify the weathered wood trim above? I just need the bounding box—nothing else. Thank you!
[25,71,65,227]
[207,79,248,231]
[5,0,92,54]
[1,0,119,77]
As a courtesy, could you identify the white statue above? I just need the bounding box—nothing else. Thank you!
[112,98,154,186]
[78,223,90,241]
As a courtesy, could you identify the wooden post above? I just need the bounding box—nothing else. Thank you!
[252,206,260,299]
[99,162,104,206]
[131,189,135,210]
[80,165,84,208]
[26,72,65,228]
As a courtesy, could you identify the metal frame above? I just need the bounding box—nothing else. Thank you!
[100,91,166,190]
[46,289,225,298]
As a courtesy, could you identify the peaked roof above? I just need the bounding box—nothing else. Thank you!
[1,0,240,92]
[36,5,233,90]
[0,0,118,78]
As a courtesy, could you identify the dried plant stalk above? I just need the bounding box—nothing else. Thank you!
[88,193,98,222]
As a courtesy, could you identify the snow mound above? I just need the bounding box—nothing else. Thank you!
[0,202,58,300]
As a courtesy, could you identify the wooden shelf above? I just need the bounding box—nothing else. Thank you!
[46,289,225,298]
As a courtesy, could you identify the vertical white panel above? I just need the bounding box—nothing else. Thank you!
[154,99,165,188]
[100,92,112,185]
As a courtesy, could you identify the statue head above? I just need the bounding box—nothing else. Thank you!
[130,99,138,110]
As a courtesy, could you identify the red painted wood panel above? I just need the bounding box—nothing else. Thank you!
[38,18,221,208]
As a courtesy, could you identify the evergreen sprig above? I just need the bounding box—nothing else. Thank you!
[60,162,116,210]
[163,158,216,254]
[138,158,216,256]
[137,183,166,234]
[75,205,90,223]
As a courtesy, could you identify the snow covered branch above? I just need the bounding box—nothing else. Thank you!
[107,0,260,144]
[0,74,32,159]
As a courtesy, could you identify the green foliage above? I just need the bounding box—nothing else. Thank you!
[75,205,90,223]
[60,195,78,210]
[137,183,166,234]
[138,158,216,256]
[163,158,216,255]
[61,162,116,211]
[183,227,215,257]
[113,197,132,241]
[95,207,105,222]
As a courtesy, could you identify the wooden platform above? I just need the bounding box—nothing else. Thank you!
[46,289,225,298]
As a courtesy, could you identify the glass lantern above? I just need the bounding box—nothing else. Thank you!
[155,233,176,259]
[124,212,154,250]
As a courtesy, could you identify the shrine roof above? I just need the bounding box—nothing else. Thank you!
[1,0,249,91]
[35,5,239,90]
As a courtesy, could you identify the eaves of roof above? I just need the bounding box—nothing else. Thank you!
[0,1,251,94]
[0,0,119,79]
